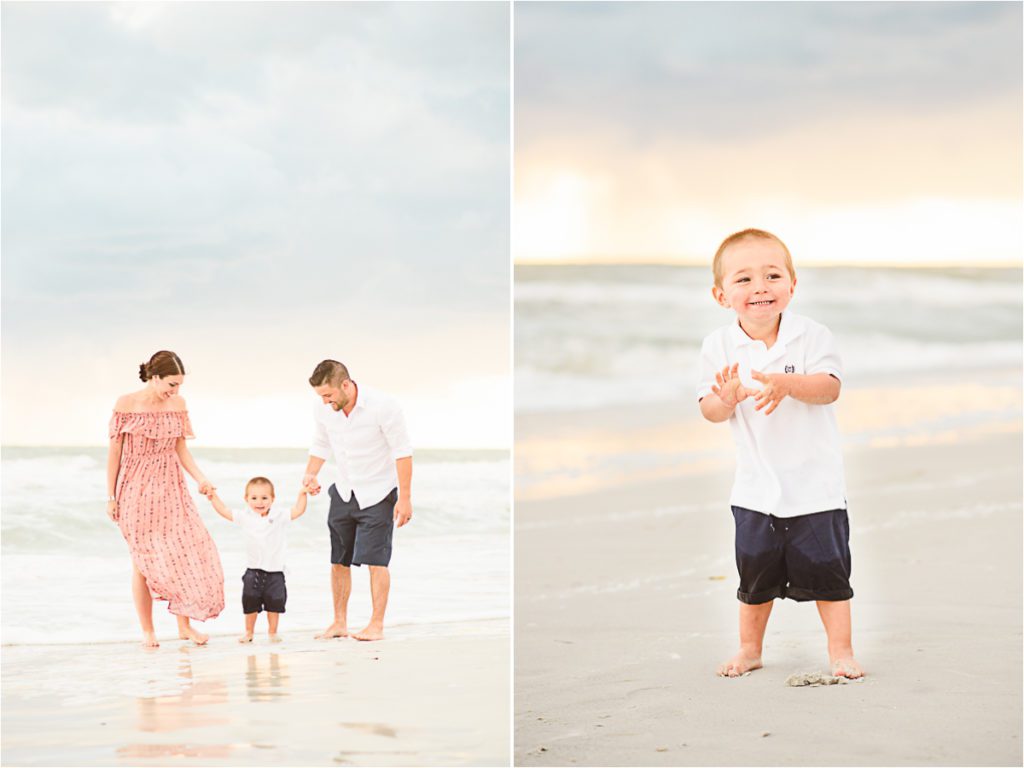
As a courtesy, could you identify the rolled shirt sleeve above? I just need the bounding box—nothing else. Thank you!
[379,396,413,460]
[310,405,333,460]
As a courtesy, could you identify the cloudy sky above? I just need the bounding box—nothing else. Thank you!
[3,2,509,448]
[515,2,1022,265]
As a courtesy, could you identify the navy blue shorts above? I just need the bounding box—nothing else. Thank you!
[241,568,287,614]
[732,506,853,604]
[327,485,397,567]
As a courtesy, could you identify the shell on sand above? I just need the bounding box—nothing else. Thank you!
[785,672,851,687]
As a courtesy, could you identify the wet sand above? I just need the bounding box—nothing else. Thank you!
[515,379,1022,766]
[2,620,509,767]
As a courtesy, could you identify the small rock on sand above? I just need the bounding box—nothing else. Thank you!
[785,672,848,687]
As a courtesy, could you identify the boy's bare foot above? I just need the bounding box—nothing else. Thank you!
[238,632,254,643]
[269,633,282,643]
[717,651,763,677]
[830,654,864,678]
[141,631,160,649]
[315,622,348,639]
[352,624,384,642]
[179,627,209,645]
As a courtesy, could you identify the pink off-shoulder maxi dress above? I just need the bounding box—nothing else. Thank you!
[110,410,224,621]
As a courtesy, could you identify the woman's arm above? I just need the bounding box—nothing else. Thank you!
[175,438,214,496]
[106,434,124,522]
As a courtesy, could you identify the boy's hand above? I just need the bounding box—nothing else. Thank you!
[197,479,216,498]
[751,370,789,415]
[711,363,752,408]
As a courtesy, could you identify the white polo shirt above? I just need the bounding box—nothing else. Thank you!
[234,506,291,573]
[697,312,847,518]
[310,385,412,509]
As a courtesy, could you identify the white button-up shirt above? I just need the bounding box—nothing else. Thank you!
[310,385,412,509]
[234,506,291,573]
[697,312,847,518]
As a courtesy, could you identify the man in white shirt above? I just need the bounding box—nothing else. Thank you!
[302,360,413,642]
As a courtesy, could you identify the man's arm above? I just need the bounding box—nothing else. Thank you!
[394,456,412,527]
[303,455,326,495]
[305,407,331,495]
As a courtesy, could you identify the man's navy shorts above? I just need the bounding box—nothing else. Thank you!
[241,568,287,614]
[732,506,854,604]
[327,485,397,567]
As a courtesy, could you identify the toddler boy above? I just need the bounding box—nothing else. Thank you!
[207,477,307,642]
[697,228,863,679]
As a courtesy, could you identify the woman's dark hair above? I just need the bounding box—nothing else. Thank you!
[139,351,185,382]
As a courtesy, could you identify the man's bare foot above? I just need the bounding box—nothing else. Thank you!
[352,624,384,642]
[238,632,254,643]
[269,633,282,643]
[315,622,348,639]
[716,651,762,677]
[830,654,864,679]
[179,627,209,645]
[141,631,160,649]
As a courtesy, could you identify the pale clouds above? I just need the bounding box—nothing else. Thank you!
[2,2,509,447]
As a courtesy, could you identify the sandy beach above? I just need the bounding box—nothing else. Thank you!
[515,376,1022,766]
[2,619,509,767]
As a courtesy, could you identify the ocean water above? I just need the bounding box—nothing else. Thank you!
[515,265,1023,412]
[1,447,509,645]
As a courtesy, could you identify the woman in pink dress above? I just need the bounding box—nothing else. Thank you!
[106,350,225,647]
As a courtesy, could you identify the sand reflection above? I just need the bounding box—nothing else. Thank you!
[117,646,231,760]
[246,652,290,702]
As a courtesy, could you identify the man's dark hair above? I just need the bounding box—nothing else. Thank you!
[309,360,351,387]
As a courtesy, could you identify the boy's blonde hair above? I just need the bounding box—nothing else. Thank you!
[713,229,796,288]
[245,477,275,497]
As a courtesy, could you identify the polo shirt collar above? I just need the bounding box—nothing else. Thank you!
[728,311,806,349]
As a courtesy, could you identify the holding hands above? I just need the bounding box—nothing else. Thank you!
[197,479,216,499]
[303,474,322,496]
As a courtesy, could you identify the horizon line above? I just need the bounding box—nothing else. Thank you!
[1,443,510,453]
[515,256,1023,268]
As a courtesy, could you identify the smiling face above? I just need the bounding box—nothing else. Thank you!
[149,374,184,401]
[245,482,275,516]
[313,378,355,412]
[712,237,796,330]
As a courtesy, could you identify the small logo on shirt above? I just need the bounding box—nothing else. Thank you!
[784,365,795,373]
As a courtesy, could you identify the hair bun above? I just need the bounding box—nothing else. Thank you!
[138,363,149,382]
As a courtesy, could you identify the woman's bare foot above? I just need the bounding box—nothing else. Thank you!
[716,651,762,677]
[830,653,864,678]
[352,624,384,642]
[238,632,254,643]
[269,633,283,643]
[141,631,160,649]
[179,627,209,645]
[315,622,348,639]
